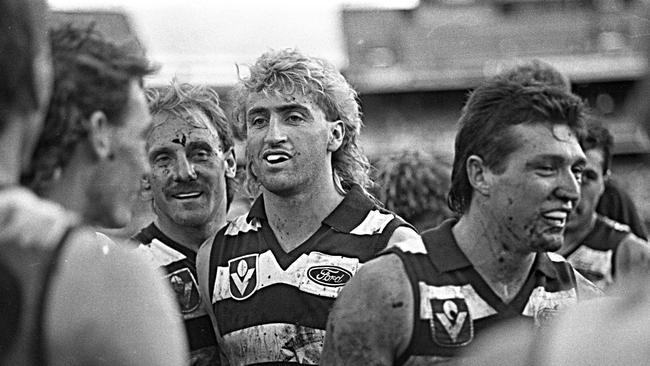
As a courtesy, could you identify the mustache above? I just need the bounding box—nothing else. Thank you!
[165,183,204,195]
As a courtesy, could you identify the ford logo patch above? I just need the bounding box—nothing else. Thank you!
[307,266,352,287]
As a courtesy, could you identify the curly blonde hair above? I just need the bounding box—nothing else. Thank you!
[230,48,371,197]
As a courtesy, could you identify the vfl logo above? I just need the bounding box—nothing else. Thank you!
[430,298,473,347]
[166,268,201,314]
[228,254,258,300]
[307,266,352,287]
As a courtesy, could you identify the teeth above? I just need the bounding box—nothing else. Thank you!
[543,211,567,220]
[265,154,289,163]
[174,192,201,199]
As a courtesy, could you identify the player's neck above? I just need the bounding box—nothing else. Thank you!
[154,214,225,252]
[262,179,344,253]
[39,153,95,221]
[453,213,536,303]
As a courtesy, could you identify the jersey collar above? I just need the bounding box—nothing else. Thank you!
[246,185,375,233]
[423,218,560,279]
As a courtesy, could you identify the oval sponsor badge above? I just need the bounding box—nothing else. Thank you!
[307,265,352,287]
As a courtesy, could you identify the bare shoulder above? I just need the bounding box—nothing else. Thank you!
[47,228,188,366]
[616,234,650,279]
[321,254,413,366]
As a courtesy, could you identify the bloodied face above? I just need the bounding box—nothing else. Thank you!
[146,109,235,229]
[483,123,586,253]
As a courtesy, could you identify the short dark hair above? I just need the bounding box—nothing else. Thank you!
[0,0,48,128]
[147,81,237,207]
[25,24,155,189]
[495,59,571,92]
[580,119,614,173]
[448,79,586,214]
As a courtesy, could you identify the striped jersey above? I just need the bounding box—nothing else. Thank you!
[565,214,632,291]
[389,219,582,365]
[206,185,407,365]
[134,224,219,366]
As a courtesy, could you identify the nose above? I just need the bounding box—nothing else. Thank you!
[554,169,580,206]
[173,154,197,181]
[263,115,287,144]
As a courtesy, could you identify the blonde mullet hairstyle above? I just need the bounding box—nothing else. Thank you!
[231,48,372,198]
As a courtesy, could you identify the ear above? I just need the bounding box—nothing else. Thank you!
[86,111,112,160]
[327,120,345,152]
[604,168,611,182]
[140,174,153,201]
[223,147,237,179]
[466,155,491,196]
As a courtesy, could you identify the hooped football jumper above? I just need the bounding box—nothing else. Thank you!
[206,185,407,365]
[134,224,220,366]
[388,219,582,365]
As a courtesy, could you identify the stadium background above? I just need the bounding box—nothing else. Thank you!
[48,0,650,233]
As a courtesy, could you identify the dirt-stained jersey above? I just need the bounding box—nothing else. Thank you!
[388,219,583,365]
[206,185,407,365]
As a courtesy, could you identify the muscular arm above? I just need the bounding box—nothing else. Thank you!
[46,230,189,366]
[321,254,413,366]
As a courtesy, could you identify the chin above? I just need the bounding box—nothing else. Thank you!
[531,232,563,252]
[172,212,210,228]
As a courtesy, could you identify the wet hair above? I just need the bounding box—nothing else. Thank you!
[146,80,237,207]
[371,150,453,229]
[448,79,586,214]
[25,23,155,189]
[495,59,571,92]
[0,0,48,128]
[230,48,370,197]
[580,119,614,173]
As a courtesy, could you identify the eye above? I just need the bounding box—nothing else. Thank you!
[152,154,171,167]
[249,115,268,128]
[536,165,556,176]
[286,113,305,124]
[581,169,598,182]
[572,165,585,183]
[191,149,211,161]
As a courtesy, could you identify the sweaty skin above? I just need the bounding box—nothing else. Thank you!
[321,253,414,366]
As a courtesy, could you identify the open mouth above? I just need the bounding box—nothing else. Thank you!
[542,210,567,227]
[263,152,292,165]
[172,192,203,200]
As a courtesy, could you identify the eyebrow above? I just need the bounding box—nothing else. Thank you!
[187,140,220,153]
[247,103,311,117]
